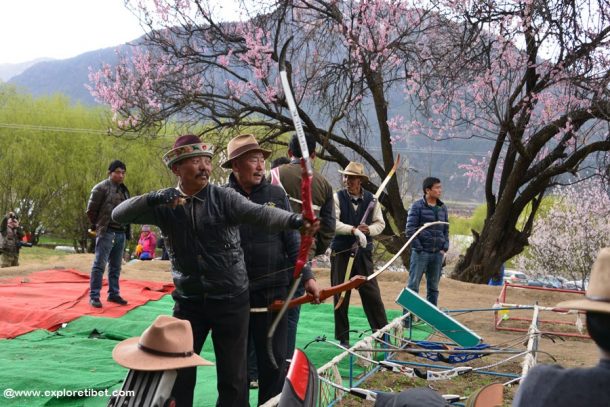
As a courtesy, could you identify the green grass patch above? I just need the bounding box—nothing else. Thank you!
[38,235,74,245]
[19,246,70,262]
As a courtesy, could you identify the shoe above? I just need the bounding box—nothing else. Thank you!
[107,295,128,305]
[249,379,259,389]
[90,298,102,308]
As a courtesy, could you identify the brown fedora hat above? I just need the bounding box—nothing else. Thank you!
[338,161,369,181]
[557,247,610,314]
[220,134,271,168]
[112,315,213,371]
[221,134,271,169]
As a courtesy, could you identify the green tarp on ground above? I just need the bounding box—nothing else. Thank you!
[0,296,430,406]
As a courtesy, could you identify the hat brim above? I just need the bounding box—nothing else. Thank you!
[338,169,369,181]
[162,143,215,169]
[221,148,272,169]
[112,337,214,371]
[556,298,610,314]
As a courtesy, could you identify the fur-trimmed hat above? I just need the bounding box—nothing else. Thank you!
[557,248,610,314]
[162,135,214,169]
[112,315,213,371]
[221,134,271,169]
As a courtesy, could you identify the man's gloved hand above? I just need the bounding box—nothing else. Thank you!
[146,188,183,207]
[353,228,367,248]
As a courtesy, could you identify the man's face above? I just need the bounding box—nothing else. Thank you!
[344,175,363,195]
[172,155,213,191]
[233,151,265,191]
[109,168,126,184]
[426,183,442,200]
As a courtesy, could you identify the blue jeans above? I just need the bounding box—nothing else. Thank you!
[407,250,443,306]
[90,230,125,299]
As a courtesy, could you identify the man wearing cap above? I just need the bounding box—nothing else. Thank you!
[270,133,335,357]
[513,248,610,407]
[224,134,321,404]
[111,135,319,407]
[405,177,449,307]
[330,161,388,347]
[86,160,131,308]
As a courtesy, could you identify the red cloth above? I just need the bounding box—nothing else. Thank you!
[0,269,174,339]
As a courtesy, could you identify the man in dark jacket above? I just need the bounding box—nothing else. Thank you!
[224,134,320,405]
[270,133,335,357]
[86,160,130,308]
[331,161,388,347]
[405,177,449,306]
[112,135,319,407]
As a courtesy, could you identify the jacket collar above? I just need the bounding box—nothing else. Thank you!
[177,183,207,202]
[227,172,268,197]
[422,195,444,208]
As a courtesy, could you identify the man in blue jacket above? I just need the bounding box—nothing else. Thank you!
[405,177,449,306]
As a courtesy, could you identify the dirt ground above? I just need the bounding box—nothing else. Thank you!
[1,253,599,403]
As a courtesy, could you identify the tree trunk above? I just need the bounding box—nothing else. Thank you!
[454,212,530,283]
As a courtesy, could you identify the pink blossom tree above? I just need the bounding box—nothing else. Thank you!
[515,178,610,284]
[393,0,610,282]
[88,0,447,256]
[89,0,610,281]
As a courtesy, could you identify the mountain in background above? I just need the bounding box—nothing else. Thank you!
[0,58,53,82]
[8,47,126,105]
[4,38,488,203]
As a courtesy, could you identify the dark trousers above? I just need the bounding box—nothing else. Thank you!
[171,290,250,407]
[331,249,388,342]
[286,281,305,359]
[249,286,288,406]
[247,330,258,382]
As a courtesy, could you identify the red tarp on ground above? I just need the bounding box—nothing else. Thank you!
[0,269,174,339]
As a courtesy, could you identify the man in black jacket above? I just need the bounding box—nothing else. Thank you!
[112,135,318,407]
[270,133,336,357]
[224,134,320,405]
[86,160,130,308]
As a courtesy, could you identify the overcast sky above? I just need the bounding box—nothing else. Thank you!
[0,0,145,64]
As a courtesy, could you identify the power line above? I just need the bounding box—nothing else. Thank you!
[0,122,488,157]
[0,122,111,135]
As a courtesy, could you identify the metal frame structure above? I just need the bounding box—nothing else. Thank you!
[494,282,589,339]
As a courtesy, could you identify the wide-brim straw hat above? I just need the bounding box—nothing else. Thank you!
[557,247,610,314]
[221,134,271,169]
[338,161,368,181]
[162,135,214,169]
[112,315,213,371]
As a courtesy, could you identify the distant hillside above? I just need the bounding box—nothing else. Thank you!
[0,58,53,82]
[4,36,489,202]
[8,47,126,105]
